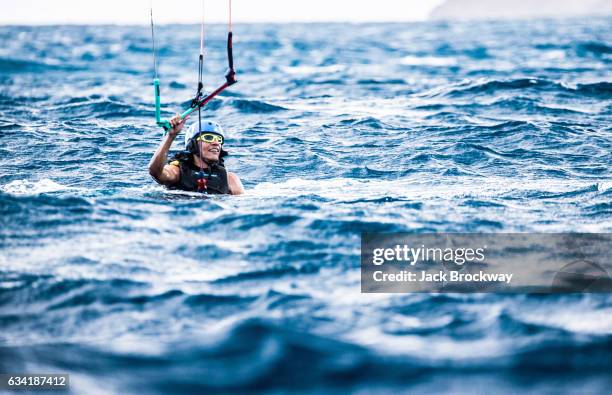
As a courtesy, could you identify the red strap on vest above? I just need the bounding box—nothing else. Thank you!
[197,178,207,192]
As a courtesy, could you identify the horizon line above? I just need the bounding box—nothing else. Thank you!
[0,14,607,27]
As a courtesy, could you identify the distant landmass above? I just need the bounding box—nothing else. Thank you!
[429,0,612,20]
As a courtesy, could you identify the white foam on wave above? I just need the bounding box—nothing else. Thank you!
[282,96,426,118]
[245,176,610,231]
[346,322,518,360]
[400,55,457,67]
[510,298,612,335]
[1,178,70,195]
[281,64,346,75]
[249,175,601,202]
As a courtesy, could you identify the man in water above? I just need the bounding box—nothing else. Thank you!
[148,114,244,195]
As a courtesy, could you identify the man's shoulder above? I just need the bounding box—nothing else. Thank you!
[227,172,244,195]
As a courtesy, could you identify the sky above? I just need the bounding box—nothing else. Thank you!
[0,0,446,25]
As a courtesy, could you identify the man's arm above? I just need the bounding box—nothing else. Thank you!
[148,115,185,186]
[228,172,245,195]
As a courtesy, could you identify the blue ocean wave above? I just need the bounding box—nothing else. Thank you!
[0,57,81,73]
[439,78,610,99]
[1,317,611,394]
[575,41,612,56]
[46,98,152,119]
[230,98,288,113]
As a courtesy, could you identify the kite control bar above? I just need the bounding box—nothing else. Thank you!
[154,32,237,133]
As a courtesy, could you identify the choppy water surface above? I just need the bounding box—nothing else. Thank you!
[1,18,611,394]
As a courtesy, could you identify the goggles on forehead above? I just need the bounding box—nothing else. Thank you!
[195,133,224,144]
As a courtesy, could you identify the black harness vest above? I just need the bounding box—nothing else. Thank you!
[168,152,230,195]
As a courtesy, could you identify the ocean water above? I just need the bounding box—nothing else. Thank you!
[1,18,611,394]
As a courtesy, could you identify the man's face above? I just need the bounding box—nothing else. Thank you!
[197,140,221,162]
